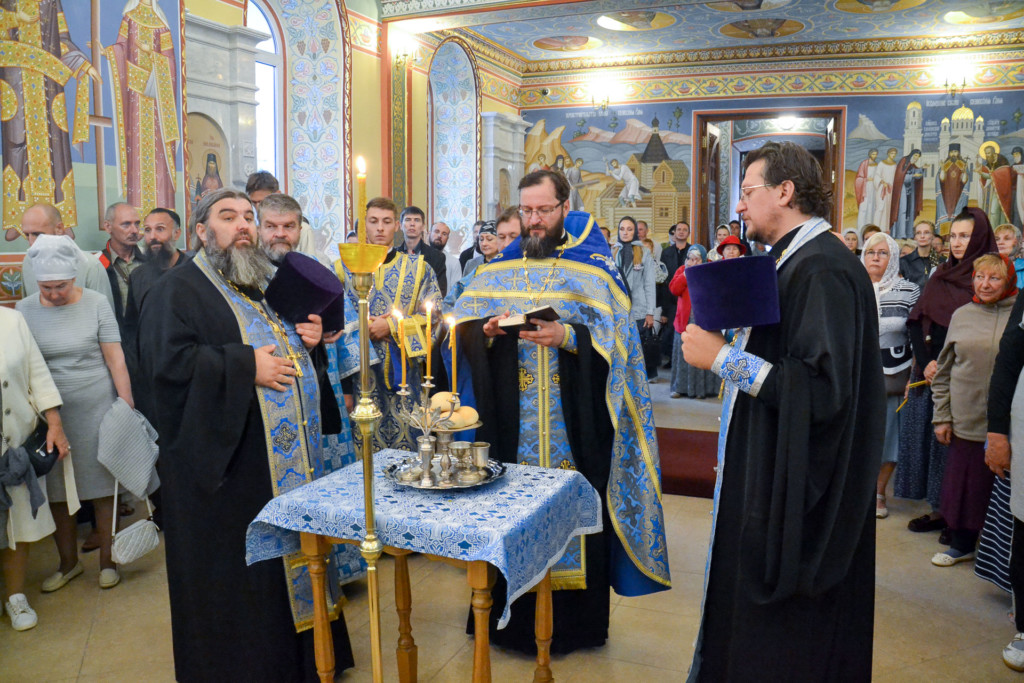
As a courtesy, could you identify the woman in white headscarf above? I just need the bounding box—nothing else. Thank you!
[16,235,133,592]
[862,231,920,518]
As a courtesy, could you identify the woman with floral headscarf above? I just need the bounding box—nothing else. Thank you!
[898,208,998,536]
[862,231,919,518]
[668,245,717,398]
[930,252,1018,566]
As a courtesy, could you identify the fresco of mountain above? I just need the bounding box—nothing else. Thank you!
[572,118,692,145]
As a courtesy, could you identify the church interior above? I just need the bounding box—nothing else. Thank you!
[2,0,1024,680]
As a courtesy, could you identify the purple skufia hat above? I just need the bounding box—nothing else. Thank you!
[686,255,780,330]
[265,251,345,325]
[320,293,345,333]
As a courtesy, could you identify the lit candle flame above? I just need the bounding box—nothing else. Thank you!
[356,155,367,176]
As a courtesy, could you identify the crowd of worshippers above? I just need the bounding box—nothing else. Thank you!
[7,145,1024,680]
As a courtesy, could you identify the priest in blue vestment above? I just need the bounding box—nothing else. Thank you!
[451,170,671,654]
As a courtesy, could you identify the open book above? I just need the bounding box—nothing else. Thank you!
[498,305,561,335]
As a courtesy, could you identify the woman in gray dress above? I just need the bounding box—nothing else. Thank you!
[16,235,134,590]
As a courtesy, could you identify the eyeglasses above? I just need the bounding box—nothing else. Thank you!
[864,250,889,258]
[518,205,562,219]
[739,183,776,201]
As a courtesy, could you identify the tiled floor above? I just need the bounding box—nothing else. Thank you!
[2,367,1021,680]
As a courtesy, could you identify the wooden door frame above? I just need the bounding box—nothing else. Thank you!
[692,106,846,247]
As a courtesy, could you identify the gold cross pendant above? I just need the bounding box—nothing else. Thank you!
[285,350,304,377]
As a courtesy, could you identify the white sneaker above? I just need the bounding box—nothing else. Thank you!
[1003,633,1024,671]
[5,593,38,631]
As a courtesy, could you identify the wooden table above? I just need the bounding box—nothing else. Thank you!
[300,534,554,683]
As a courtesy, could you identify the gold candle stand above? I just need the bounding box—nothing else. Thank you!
[337,242,389,683]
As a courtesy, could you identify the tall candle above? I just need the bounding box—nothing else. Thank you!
[446,316,457,392]
[356,156,367,243]
[393,308,406,387]
[424,301,433,378]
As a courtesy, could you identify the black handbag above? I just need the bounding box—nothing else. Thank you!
[20,422,60,477]
[638,326,661,376]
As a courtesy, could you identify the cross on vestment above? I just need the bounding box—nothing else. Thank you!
[724,356,752,381]
[285,349,305,377]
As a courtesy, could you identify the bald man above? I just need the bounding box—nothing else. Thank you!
[429,221,462,294]
[20,203,115,309]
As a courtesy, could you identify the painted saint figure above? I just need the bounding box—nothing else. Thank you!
[194,152,223,204]
[564,157,585,211]
[872,147,899,230]
[606,158,641,207]
[104,0,180,219]
[0,0,99,240]
[936,144,971,230]
[854,148,878,230]
[977,142,1013,230]
[889,149,924,239]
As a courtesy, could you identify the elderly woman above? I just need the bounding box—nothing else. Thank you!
[930,253,1018,565]
[706,224,731,262]
[862,232,920,518]
[668,245,718,399]
[0,307,71,630]
[899,208,997,536]
[994,223,1024,290]
[15,235,134,591]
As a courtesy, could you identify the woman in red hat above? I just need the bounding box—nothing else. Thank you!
[716,234,748,260]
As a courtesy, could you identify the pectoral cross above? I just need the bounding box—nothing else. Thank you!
[285,349,305,377]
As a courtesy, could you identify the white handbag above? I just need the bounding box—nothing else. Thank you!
[111,482,160,565]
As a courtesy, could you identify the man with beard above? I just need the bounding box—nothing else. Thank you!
[99,202,146,328]
[246,171,322,261]
[936,144,971,229]
[122,208,188,386]
[889,149,925,239]
[682,142,883,681]
[451,169,671,654]
[333,197,442,453]
[429,221,463,295]
[398,205,447,294]
[137,189,354,682]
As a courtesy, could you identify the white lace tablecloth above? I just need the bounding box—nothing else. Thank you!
[246,449,602,627]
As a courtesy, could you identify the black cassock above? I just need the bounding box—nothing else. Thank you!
[461,322,615,655]
[691,230,884,682]
[138,261,353,683]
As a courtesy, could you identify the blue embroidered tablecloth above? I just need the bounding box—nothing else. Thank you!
[246,449,603,627]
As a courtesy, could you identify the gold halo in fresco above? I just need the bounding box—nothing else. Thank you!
[595,11,676,31]
[834,0,926,13]
[707,0,793,12]
[943,1,1024,24]
[532,35,603,52]
[719,18,803,39]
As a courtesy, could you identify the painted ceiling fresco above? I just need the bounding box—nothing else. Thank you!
[388,0,1024,62]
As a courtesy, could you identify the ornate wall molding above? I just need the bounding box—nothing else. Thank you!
[391,58,408,208]
[517,53,1024,108]
[348,9,379,56]
[436,25,1024,77]
[428,36,483,249]
[263,0,352,260]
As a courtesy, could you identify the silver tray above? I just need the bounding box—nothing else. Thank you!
[383,457,507,490]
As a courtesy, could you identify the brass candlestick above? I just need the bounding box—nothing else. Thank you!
[337,242,389,683]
